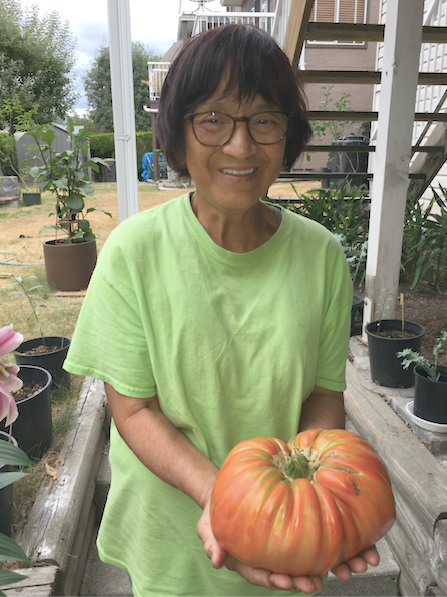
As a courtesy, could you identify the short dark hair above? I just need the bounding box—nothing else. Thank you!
[156,24,311,176]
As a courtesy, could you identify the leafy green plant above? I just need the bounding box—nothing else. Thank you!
[0,274,47,345]
[0,325,31,594]
[401,185,447,293]
[0,100,40,191]
[398,331,447,381]
[0,441,31,595]
[307,85,366,174]
[374,289,396,331]
[14,118,112,243]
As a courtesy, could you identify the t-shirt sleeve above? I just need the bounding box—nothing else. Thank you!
[314,237,353,392]
[63,233,157,398]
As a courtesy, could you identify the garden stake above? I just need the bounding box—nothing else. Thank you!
[400,293,405,338]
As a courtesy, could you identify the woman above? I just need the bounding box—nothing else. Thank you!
[64,24,379,597]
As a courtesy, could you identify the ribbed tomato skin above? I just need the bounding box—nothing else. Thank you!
[210,429,395,576]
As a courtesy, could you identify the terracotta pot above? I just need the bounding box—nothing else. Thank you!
[43,239,97,291]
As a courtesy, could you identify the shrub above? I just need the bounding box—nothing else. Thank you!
[88,131,152,181]
[0,132,18,176]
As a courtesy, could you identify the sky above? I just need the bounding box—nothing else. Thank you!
[18,0,224,112]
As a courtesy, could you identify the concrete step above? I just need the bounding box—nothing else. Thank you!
[84,449,399,596]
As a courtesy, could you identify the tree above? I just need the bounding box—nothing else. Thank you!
[0,0,79,129]
[84,42,161,133]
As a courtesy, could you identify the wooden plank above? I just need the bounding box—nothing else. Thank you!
[305,144,444,153]
[306,111,447,122]
[305,23,447,43]
[0,565,63,597]
[282,0,314,66]
[64,501,97,597]
[344,360,447,538]
[390,487,447,594]
[15,378,106,574]
[301,71,447,85]
[54,290,86,297]
[276,172,425,181]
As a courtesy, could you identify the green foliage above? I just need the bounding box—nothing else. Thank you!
[89,133,115,158]
[15,118,112,243]
[0,274,47,344]
[0,0,78,128]
[89,131,152,179]
[0,440,31,594]
[308,85,366,172]
[0,132,16,176]
[271,182,370,285]
[402,185,447,292]
[84,42,161,133]
[398,331,447,380]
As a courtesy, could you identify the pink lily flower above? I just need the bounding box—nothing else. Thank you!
[0,325,23,426]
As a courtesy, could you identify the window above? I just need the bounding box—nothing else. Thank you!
[308,0,368,45]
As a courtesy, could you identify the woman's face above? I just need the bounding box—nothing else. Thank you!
[183,78,286,217]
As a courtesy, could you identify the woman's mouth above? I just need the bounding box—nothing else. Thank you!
[220,167,257,176]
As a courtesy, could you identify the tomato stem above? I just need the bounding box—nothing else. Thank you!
[283,453,310,479]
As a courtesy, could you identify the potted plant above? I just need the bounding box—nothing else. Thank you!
[0,323,31,592]
[398,331,447,424]
[14,117,111,291]
[0,324,53,461]
[1,274,70,388]
[365,291,425,388]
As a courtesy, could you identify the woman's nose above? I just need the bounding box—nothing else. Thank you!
[221,121,257,159]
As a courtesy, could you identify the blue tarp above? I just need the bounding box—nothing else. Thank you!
[142,151,167,181]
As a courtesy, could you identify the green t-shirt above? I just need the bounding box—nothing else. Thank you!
[64,193,352,597]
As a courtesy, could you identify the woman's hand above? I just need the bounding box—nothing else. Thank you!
[331,546,380,580]
[197,492,325,594]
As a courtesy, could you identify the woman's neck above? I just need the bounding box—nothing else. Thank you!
[190,192,279,253]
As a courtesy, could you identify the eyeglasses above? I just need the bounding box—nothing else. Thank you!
[183,111,289,146]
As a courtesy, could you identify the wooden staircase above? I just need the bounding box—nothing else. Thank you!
[281,0,447,199]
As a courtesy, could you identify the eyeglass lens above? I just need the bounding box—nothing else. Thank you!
[192,112,288,146]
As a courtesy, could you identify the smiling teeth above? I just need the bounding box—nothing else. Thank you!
[221,168,256,176]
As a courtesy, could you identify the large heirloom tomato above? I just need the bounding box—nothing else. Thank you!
[210,428,395,576]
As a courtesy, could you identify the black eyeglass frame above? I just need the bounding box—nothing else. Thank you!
[183,111,290,147]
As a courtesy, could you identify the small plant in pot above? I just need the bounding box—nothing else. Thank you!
[1,274,70,388]
[15,117,111,291]
[0,325,32,592]
[365,291,425,388]
[398,331,447,424]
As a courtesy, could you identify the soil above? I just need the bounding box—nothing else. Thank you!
[20,344,59,355]
[352,279,447,367]
[12,380,44,402]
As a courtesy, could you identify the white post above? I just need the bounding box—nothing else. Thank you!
[362,0,424,338]
[107,0,139,222]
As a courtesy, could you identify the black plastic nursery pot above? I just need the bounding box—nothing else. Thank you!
[14,336,71,388]
[365,319,425,388]
[413,365,447,424]
[0,365,53,460]
[351,294,364,331]
[0,430,18,537]
[21,192,41,206]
